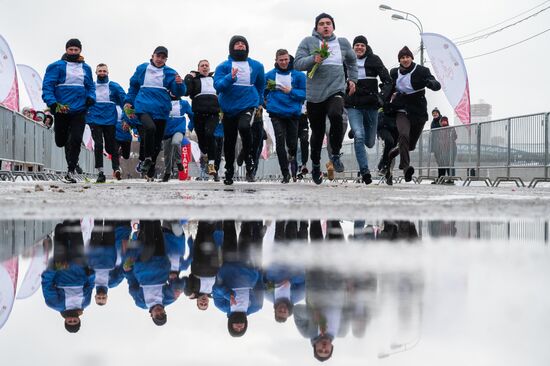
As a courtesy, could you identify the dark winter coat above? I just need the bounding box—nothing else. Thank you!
[385,63,441,122]
[345,46,391,109]
[184,72,220,114]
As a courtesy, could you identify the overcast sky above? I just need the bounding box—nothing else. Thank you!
[1,0,549,121]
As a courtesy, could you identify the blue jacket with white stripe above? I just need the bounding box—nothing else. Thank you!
[164,100,193,138]
[86,78,126,125]
[214,56,265,117]
[125,61,186,120]
[264,66,306,118]
[42,58,95,114]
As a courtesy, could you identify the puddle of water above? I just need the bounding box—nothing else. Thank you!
[0,218,549,365]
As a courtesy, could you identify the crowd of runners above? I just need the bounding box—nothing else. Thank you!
[42,13,440,185]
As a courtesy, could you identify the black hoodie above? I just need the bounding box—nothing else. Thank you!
[344,45,391,109]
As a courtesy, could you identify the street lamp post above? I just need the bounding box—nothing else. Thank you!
[379,4,424,66]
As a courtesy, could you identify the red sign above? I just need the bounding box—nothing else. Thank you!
[178,143,191,180]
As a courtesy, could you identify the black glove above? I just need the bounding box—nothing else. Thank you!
[348,129,355,139]
[426,79,441,91]
[85,97,95,107]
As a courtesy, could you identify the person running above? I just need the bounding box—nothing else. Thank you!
[385,46,441,182]
[42,38,96,183]
[184,60,221,178]
[265,49,306,183]
[214,35,265,185]
[86,63,126,183]
[161,98,193,182]
[124,46,186,181]
[295,13,358,184]
[345,36,392,185]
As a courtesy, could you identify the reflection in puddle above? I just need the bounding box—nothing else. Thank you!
[0,218,549,364]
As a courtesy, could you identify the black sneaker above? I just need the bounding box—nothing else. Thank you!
[113,170,122,181]
[404,166,415,182]
[385,169,393,186]
[75,164,83,175]
[64,171,77,184]
[223,176,233,185]
[246,171,255,182]
[282,173,291,184]
[312,165,322,185]
[362,171,372,185]
[300,165,309,175]
[162,173,171,182]
[141,158,153,175]
[96,171,106,183]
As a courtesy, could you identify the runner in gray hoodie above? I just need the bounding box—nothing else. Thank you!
[295,13,358,184]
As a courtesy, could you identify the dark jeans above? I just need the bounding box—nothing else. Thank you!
[195,113,219,161]
[53,112,87,172]
[271,115,298,175]
[395,112,425,170]
[139,114,166,162]
[90,124,119,170]
[307,94,344,165]
[298,114,309,166]
[117,140,132,160]
[223,109,255,177]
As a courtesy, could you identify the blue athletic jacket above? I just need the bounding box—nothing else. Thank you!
[264,264,306,305]
[125,61,186,120]
[42,58,95,113]
[214,56,265,117]
[41,265,95,312]
[86,78,126,125]
[163,229,193,273]
[213,262,264,316]
[264,68,306,117]
[164,100,193,139]
[126,270,180,310]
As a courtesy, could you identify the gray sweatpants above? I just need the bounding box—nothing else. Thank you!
[163,132,184,174]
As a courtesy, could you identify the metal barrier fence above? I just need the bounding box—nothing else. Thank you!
[0,105,96,181]
[257,112,550,187]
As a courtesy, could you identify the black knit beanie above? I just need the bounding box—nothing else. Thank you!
[353,35,368,46]
[65,38,82,50]
[315,13,335,29]
[398,46,414,60]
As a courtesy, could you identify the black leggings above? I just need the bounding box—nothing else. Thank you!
[223,109,255,176]
[271,115,298,175]
[194,113,219,161]
[117,140,132,160]
[53,112,86,172]
[90,124,119,170]
[139,114,166,162]
[307,94,344,165]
